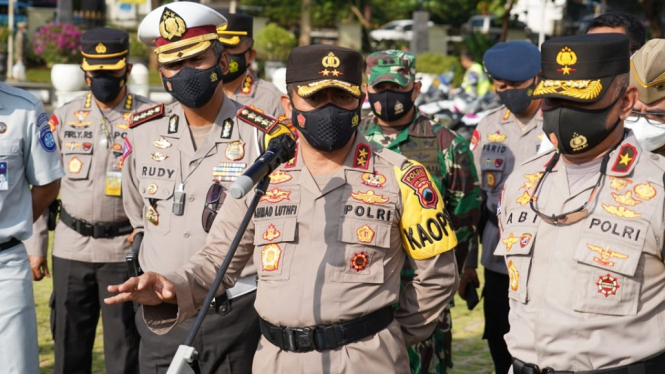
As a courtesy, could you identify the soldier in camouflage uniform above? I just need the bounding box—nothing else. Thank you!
[359,50,481,374]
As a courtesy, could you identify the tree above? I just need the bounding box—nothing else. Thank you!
[300,0,312,46]
[639,0,664,38]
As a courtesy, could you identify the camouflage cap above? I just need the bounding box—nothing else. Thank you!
[366,50,416,87]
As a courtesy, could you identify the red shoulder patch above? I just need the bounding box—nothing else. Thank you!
[353,143,371,170]
[611,144,637,174]
[470,129,480,151]
[129,103,164,128]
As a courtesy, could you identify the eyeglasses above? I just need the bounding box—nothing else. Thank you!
[529,153,608,226]
[201,183,224,233]
[625,110,665,125]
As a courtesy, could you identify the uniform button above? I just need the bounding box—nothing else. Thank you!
[184,232,190,238]
[652,154,659,161]
[188,195,195,202]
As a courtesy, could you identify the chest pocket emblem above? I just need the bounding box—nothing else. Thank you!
[261,244,282,271]
[69,157,82,174]
[587,244,629,267]
[350,251,370,272]
[356,225,375,243]
[597,273,620,297]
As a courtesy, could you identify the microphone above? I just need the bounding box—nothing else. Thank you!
[229,134,296,199]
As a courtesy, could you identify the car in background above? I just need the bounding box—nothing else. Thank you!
[370,19,434,42]
[461,15,528,40]
[0,1,29,26]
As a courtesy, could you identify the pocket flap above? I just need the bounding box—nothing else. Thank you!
[254,218,298,245]
[573,233,642,277]
[338,218,391,249]
[494,227,535,256]
[140,179,175,200]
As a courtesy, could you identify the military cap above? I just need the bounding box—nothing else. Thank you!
[532,33,630,103]
[483,41,540,82]
[630,39,665,104]
[286,45,362,98]
[81,28,129,71]
[138,2,227,64]
[218,13,253,46]
[366,50,416,87]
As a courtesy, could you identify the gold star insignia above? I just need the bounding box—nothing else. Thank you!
[561,66,571,75]
[356,157,367,166]
[358,148,368,158]
[331,69,340,76]
[619,152,633,166]
[321,69,330,76]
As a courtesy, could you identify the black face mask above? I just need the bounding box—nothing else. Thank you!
[161,62,222,108]
[222,51,248,83]
[291,102,361,152]
[497,82,535,114]
[88,73,126,103]
[368,89,415,122]
[543,90,623,154]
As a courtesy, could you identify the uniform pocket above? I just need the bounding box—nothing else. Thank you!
[0,140,24,188]
[494,226,536,304]
[253,218,298,281]
[333,217,391,284]
[479,156,506,191]
[572,228,645,316]
[140,179,175,235]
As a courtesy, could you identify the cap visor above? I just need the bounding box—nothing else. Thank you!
[296,79,361,98]
[82,57,127,71]
[368,76,412,87]
[531,76,614,103]
[157,40,213,64]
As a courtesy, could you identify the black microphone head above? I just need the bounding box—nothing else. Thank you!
[268,134,297,164]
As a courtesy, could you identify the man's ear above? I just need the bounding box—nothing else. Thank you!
[280,94,292,118]
[619,85,638,120]
[220,51,230,75]
[126,64,133,76]
[247,48,257,65]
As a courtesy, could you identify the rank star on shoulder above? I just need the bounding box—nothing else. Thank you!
[619,152,633,165]
[358,148,368,158]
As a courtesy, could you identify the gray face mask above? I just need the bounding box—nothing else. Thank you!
[497,81,536,114]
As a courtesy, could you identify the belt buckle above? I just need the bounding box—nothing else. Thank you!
[291,327,315,352]
[92,224,109,239]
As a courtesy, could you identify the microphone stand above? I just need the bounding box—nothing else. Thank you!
[166,176,271,374]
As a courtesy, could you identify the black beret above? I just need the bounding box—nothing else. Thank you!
[483,40,540,82]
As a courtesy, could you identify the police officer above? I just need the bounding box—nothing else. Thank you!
[31,27,154,374]
[627,39,665,155]
[498,33,665,372]
[359,49,480,373]
[460,49,491,98]
[120,3,290,373]
[0,84,63,372]
[218,13,284,117]
[106,44,460,373]
[460,40,543,374]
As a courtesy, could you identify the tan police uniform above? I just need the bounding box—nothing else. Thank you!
[468,107,544,273]
[229,72,283,117]
[52,91,153,262]
[140,133,460,373]
[497,135,665,370]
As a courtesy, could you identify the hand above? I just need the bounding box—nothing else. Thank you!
[127,229,138,244]
[104,271,176,306]
[28,255,50,281]
[458,267,480,300]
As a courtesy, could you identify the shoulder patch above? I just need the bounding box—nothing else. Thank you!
[237,105,278,133]
[353,143,371,170]
[129,103,164,128]
[394,161,457,260]
[240,74,254,95]
[611,143,638,174]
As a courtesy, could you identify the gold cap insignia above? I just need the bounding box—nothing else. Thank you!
[95,43,107,54]
[159,8,187,41]
[320,52,342,77]
[556,46,577,75]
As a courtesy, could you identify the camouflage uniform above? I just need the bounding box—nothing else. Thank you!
[361,50,482,374]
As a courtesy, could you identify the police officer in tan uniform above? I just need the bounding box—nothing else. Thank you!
[29,27,154,374]
[218,13,283,117]
[106,44,460,374]
[461,41,543,374]
[497,33,665,372]
[119,3,291,373]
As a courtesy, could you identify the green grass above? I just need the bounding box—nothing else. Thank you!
[25,68,163,86]
[33,239,493,373]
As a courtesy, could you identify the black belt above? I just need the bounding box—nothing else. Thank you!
[0,238,21,252]
[513,351,665,374]
[60,207,133,239]
[259,305,394,353]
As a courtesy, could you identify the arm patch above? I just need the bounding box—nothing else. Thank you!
[395,161,457,260]
[237,105,278,133]
[129,103,164,128]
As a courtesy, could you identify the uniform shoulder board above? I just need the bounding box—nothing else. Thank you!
[129,103,165,128]
[237,105,278,133]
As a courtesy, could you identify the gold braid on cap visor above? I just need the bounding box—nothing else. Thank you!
[217,29,247,45]
[296,79,361,98]
[81,57,126,71]
[533,79,603,100]
[154,33,219,63]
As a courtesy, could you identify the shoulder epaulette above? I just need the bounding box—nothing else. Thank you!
[237,105,278,133]
[129,103,164,128]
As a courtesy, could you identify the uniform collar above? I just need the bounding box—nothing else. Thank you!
[283,132,377,174]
